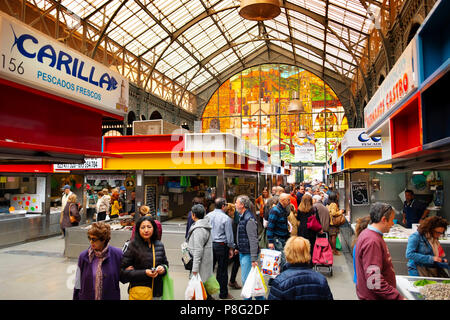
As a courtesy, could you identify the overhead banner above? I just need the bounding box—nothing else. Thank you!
[364,38,418,132]
[341,128,382,154]
[0,12,128,116]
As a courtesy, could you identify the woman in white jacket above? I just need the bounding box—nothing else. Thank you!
[96,189,111,221]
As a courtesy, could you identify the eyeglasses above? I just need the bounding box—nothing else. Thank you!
[88,236,100,242]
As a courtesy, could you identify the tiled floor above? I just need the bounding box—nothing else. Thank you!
[0,226,358,300]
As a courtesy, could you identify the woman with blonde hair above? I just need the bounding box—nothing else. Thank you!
[60,193,81,236]
[287,204,299,237]
[73,222,123,300]
[110,192,121,219]
[268,236,333,300]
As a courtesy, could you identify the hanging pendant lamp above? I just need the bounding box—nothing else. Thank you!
[287,91,304,113]
[239,0,281,21]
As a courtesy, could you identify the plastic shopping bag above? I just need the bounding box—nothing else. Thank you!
[241,266,267,299]
[185,274,207,300]
[204,275,220,295]
[259,248,282,278]
[161,266,174,300]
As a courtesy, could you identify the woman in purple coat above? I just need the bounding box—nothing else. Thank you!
[73,222,123,300]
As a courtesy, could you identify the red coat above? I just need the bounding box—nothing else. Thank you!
[290,195,298,211]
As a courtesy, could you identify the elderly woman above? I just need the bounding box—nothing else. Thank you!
[406,216,449,277]
[60,193,81,237]
[73,222,123,300]
[268,236,333,300]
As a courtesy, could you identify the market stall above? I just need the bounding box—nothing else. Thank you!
[101,132,285,220]
[0,165,60,247]
[64,216,134,258]
[352,223,450,275]
[396,276,450,300]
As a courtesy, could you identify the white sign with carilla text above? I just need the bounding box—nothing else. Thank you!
[0,12,128,116]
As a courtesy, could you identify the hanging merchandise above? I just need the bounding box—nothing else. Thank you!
[158,176,165,186]
[411,174,427,190]
[180,176,191,188]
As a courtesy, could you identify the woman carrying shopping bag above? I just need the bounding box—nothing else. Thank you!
[186,204,214,300]
[120,216,169,300]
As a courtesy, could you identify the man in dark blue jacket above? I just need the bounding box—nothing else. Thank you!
[268,236,333,300]
[267,193,291,270]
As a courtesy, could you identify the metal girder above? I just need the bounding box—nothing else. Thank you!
[133,0,221,91]
[198,0,246,69]
[358,0,393,71]
[90,0,129,59]
[137,1,369,98]
[283,2,297,66]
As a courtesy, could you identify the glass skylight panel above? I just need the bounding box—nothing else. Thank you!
[198,44,220,60]
[217,10,240,28]
[156,60,172,74]
[166,6,194,31]
[308,54,323,66]
[213,0,237,11]
[234,32,254,46]
[301,0,326,16]
[183,0,205,17]
[153,0,181,17]
[211,55,233,73]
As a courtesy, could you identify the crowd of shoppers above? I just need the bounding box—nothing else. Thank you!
[69,178,449,301]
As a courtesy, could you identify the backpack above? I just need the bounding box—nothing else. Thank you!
[312,235,333,266]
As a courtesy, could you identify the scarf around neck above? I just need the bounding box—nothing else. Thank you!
[88,244,109,300]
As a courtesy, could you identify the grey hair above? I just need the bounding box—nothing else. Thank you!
[370,202,394,223]
[191,204,206,219]
[236,195,251,209]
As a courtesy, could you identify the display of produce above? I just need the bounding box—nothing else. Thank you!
[382,225,414,239]
[413,279,437,287]
[82,216,134,231]
[419,283,450,300]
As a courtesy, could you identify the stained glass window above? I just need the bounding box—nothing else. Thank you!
[201,64,347,164]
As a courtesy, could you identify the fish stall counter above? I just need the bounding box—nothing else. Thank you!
[64,216,134,258]
[0,208,62,247]
[351,224,450,275]
[396,276,450,300]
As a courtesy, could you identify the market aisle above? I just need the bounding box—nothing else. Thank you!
[0,228,358,300]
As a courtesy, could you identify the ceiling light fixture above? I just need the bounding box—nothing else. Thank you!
[239,0,281,21]
[287,91,304,113]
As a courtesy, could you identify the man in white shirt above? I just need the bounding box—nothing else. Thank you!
[60,185,73,237]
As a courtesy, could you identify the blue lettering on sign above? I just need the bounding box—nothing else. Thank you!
[10,25,118,91]
[358,132,381,143]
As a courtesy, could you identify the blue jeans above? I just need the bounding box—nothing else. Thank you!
[239,253,265,300]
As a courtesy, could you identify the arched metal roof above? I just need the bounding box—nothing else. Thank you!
[18,0,388,117]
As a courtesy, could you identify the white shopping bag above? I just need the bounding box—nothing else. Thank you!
[241,265,267,299]
[259,248,282,278]
[185,274,207,300]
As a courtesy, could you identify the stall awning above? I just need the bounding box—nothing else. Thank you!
[0,139,121,164]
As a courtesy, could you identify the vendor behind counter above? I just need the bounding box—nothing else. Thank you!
[402,190,430,228]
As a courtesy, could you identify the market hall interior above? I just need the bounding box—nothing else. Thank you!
[0,220,358,300]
